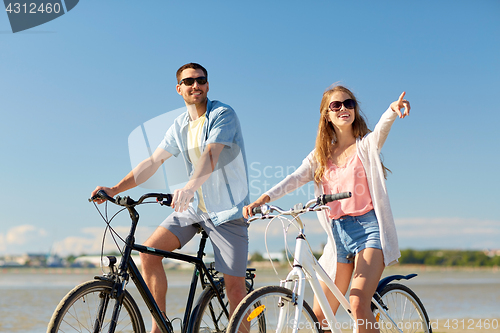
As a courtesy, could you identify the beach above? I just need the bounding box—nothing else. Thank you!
[0,265,499,332]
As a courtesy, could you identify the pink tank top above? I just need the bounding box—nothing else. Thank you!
[322,153,374,219]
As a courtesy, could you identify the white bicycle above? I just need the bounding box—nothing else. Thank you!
[227,193,431,333]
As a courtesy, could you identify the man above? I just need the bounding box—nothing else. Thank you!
[91,63,249,333]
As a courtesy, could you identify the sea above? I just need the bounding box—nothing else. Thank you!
[1,265,499,333]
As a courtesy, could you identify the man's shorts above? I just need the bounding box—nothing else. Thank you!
[331,209,382,264]
[160,208,248,277]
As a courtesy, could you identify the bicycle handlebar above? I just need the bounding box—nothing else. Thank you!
[89,190,173,207]
[251,191,352,216]
[317,192,352,205]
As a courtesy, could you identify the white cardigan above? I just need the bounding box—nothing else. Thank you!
[264,108,400,279]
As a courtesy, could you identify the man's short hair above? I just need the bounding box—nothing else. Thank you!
[176,63,208,83]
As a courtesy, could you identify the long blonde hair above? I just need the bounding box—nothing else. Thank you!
[313,85,389,183]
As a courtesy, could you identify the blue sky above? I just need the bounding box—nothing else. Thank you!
[1,1,499,257]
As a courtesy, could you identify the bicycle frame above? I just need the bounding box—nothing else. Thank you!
[92,192,231,333]
[131,243,227,333]
[282,228,405,333]
[252,196,407,333]
[100,233,228,333]
[279,216,354,333]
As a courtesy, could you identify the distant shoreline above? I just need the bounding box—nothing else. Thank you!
[1,263,499,274]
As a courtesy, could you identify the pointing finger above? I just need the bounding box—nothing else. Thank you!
[398,91,406,103]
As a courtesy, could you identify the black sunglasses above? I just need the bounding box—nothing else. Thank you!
[329,99,356,111]
[179,76,208,86]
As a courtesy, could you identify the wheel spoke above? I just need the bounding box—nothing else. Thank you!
[47,280,145,333]
[227,286,321,333]
[374,283,431,333]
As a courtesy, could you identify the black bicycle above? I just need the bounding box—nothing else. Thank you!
[47,190,261,333]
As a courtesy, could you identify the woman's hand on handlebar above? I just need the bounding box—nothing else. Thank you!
[91,186,118,204]
[243,194,271,219]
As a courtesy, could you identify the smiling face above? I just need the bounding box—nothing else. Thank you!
[327,91,356,130]
[176,68,209,106]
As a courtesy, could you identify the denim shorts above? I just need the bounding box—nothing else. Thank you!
[331,210,382,264]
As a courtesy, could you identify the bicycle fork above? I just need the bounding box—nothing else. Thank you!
[279,235,316,333]
[107,291,126,333]
[283,235,356,333]
[91,279,126,333]
[94,291,111,333]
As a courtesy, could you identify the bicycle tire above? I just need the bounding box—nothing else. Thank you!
[47,279,145,333]
[190,280,256,333]
[226,285,322,333]
[372,283,431,333]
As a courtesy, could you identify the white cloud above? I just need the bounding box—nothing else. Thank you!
[50,225,213,257]
[4,224,48,246]
[52,226,155,256]
[6,216,496,257]
[0,233,5,252]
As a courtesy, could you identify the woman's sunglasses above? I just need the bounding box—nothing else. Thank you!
[179,76,208,86]
[329,99,356,111]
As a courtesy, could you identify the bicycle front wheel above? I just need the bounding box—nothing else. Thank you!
[227,285,321,333]
[47,279,145,333]
[373,283,431,333]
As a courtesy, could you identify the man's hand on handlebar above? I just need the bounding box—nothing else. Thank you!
[91,186,118,205]
[171,187,195,213]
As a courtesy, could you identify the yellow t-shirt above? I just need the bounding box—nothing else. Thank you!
[187,114,207,212]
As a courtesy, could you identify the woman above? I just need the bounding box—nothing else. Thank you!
[243,85,410,333]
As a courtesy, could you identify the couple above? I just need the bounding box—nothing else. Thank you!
[92,62,411,333]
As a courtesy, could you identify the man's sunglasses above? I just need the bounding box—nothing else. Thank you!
[179,76,208,86]
[329,99,356,111]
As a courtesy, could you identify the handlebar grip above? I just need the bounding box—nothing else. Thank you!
[89,190,116,203]
[318,192,352,205]
[157,194,173,207]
